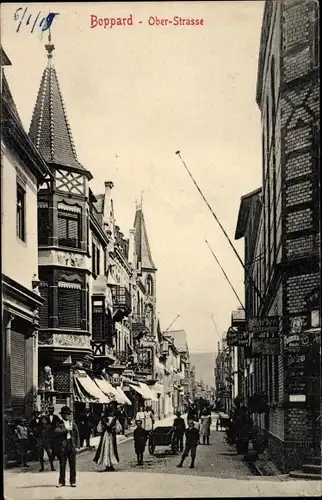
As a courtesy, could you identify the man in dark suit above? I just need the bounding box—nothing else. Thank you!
[47,406,61,460]
[28,409,41,460]
[78,409,91,448]
[55,406,80,488]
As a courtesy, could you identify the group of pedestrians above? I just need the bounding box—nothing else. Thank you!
[15,406,60,471]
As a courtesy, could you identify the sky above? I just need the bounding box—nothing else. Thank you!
[2,1,264,355]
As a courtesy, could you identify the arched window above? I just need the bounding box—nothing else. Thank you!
[137,291,140,315]
[146,275,153,295]
[145,305,154,334]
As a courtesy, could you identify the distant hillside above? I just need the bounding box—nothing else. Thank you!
[190,352,215,388]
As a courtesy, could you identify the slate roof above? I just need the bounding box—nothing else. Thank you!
[165,330,189,354]
[134,207,156,271]
[29,43,90,176]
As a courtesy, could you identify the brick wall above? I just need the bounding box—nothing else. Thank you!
[286,273,320,314]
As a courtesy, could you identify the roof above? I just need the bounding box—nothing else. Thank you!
[29,40,91,177]
[134,207,157,271]
[92,194,104,226]
[1,46,11,66]
[165,330,189,354]
[1,70,51,181]
[235,188,262,240]
[256,2,273,108]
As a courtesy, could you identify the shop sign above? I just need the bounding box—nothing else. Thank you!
[252,338,280,355]
[287,378,306,395]
[221,391,231,399]
[227,328,249,347]
[248,317,279,337]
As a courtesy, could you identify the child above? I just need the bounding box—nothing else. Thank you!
[177,419,200,469]
[15,418,30,467]
[133,419,149,466]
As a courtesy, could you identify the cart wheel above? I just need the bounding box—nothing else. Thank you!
[148,440,155,455]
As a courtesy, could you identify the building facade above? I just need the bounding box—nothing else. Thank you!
[29,40,95,412]
[235,0,320,472]
[1,47,51,421]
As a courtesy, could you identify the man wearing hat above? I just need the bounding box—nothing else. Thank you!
[47,406,61,460]
[55,406,80,488]
[29,409,41,461]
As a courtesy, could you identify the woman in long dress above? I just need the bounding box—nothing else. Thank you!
[93,406,120,471]
[200,409,212,445]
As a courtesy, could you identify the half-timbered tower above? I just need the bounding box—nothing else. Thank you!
[29,37,93,412]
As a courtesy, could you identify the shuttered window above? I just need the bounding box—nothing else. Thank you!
[38,207,49,245]
[92,300,104,340]
[58,282,81,328]
[39,282,49,328]
[11,330,26,413]
[58,210,81,249]
[92,241,100,275]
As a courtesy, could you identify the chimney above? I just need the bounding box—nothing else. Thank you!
[103,181,114,227]
[128,229,136,267]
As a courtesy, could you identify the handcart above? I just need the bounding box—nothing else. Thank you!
[148,426,177,455]
[216,413,230,431]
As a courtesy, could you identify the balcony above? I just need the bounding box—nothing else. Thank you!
[132,314,148,329]
[112,286,132,319]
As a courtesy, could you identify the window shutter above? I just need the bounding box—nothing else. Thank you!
[39,283,49,328]
[58,283,81,328]
[11,330,26,414]
[38,208,49,245]
[58,215,67,240]
[58,210,80,248]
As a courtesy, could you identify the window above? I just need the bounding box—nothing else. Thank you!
[91,241,100,275]
[16,183,26,241]
[38,206,49,245]
[311,308,320,328]
[58,282,81,328]
[38,282,49,328]
[147,275,153,295]
[92,299,104,341]
[92,242,96,274]
[58,209,81,249]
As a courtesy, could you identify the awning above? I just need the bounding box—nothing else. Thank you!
[95,378,118,401]
[116,386,132,405]
[74,374,110,404]
[129,382,156,401]
[140,382,158,401]
[151,382,163,394]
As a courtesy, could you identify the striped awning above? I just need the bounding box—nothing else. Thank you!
[116,386,132,405]
[74,373,109,404]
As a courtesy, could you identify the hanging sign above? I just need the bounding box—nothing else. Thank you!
[248,317,279,337]
[252,338,280,355]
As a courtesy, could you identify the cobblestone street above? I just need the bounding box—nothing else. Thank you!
[4,417,321,498]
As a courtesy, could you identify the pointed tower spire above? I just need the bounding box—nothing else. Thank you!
[45,29,55,66]
[29,33,91,176]
[134,204,157,271]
